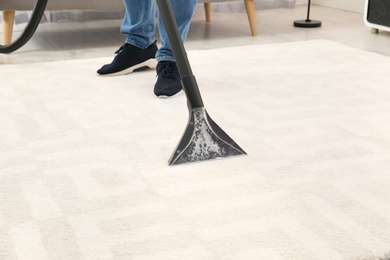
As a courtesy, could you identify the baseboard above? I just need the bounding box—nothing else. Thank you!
[295,0,308,5]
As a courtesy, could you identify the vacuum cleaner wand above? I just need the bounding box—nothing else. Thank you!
[157,0,247,165]
[157,0,204,110]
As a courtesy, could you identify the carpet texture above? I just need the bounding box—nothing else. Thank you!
[1,40,390,260]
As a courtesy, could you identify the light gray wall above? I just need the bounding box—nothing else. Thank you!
[295,0,365,13]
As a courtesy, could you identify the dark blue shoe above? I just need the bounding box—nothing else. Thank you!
[97,42,157,76]
[154,61,183,98]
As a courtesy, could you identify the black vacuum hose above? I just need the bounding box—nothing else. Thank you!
[0,0,48,53]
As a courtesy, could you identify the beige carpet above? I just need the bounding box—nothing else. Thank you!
[1,40,390,260]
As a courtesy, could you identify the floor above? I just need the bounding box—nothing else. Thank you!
[1,4,390,65]
[2,5,390,260]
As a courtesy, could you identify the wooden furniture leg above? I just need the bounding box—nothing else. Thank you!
[204,3,211,22]
[2,10,15,45]
[244,0,257,36]
[203,1,257,36]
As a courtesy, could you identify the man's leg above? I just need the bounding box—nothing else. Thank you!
[121,0,156,48]
[154,0,197,98]
[97,0,158,76]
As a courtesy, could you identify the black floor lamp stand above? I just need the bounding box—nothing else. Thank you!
[294,0,321,28]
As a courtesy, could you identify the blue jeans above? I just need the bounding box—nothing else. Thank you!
[120,0,197,62]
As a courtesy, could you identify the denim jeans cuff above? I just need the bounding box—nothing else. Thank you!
[125,38,154,50]
[156,56,176,62]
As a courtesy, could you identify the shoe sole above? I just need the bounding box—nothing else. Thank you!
[97,58,157,77]
[156,89,183,99]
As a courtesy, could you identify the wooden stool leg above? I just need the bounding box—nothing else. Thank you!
[244,0,257,36]
[3,10,15,45]
[204,3,211,22]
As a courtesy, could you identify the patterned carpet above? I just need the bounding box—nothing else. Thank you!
[1,40,390,259]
